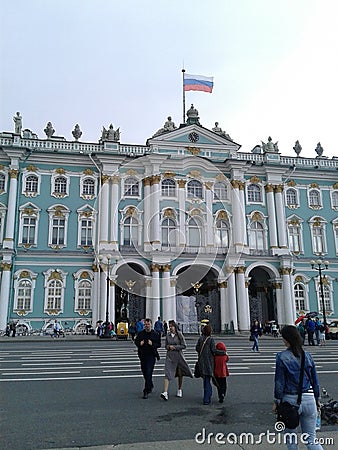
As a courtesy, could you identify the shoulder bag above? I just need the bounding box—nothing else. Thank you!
[194,336,210,378]
[277,351,305,429]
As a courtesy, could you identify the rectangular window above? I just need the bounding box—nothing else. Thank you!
[22,217,36,244]
[52,218,65,245]
[80,219,93,246]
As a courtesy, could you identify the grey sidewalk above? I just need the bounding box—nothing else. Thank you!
[45,430,338,450]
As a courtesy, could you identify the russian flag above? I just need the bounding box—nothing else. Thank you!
[184,74,214,93]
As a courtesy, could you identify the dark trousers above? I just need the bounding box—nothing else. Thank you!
[215,377,227,399]
[308,330,315,345]
[140,355,156,393]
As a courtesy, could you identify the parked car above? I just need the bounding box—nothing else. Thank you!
[327,320,338,339]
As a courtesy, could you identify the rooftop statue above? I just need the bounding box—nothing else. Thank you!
[13,111,22,134]
[293,140,302,156]
[261,136,278,153]
[315,142,324,157]
[44,122,55,139]
[152,116,177,137]
[101,124,120,142]
[212,121,232,140]
[72,124,82,141]
[186,104,200,125]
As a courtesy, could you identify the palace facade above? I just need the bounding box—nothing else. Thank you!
[0,106,337,334]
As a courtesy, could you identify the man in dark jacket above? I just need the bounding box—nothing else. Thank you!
[135,318,161,399]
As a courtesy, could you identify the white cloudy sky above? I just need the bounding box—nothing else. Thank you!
[1,0,338,158]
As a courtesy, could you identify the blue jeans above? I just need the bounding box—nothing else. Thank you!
[252,336,259,351]
[282,393,323,450]
[203,376,212,403]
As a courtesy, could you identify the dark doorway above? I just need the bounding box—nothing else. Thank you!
[115,263,146,323]
[248,267,276,326]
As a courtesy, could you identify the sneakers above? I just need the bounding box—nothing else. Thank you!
[176,389,182,398]
[160,392,168,401]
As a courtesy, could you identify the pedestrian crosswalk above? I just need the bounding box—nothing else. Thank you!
[0,340,337,382]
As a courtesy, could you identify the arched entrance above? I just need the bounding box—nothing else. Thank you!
[175,266,220,333]
[248,267,277,327]
[115,263,146,323]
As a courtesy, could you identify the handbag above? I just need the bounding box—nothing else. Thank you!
[277,351,305,429]
[249,335,255,342]
[194,336,209,378]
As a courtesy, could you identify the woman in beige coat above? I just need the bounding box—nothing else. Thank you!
[160,321,193,400]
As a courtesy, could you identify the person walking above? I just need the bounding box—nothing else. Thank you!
[136,318,144,335]
[163,320,168,336]
[154,316,164,337]
[250,320,262,352]
[135,318,161,399]
[195,324,226,405]
[160,321,192,401]
[306,318,316,346]
[273,325,323,450]
[128,321,136,342]
[214,341,230,403]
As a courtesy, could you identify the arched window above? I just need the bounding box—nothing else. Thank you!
[77,280,92,310]
[161,179,176,197]
[54,176,67,194]
[123,217,138,245]
[309,189,321,207]
[214,182,228,200]
[25,175,38,193]
[247,184,262,203]
[286,188,297,207]
[17,279,32,310]
[82,178,95,196]
[187,180,203,199]
[294,283,305,312]
[215,219,229,248]
[124,177,139,196]
[161,218,176,248]
[249,221,264,250]
[46,279,62,310]
[187,217,202,247]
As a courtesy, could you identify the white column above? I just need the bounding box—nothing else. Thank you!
[99,271,107,320]
[178,180,186,247]
[236,266,251,331]
[99,175,110,245]
[219,281,228,332]
[3,169,18,249]
[151,264,161,322]
[0,263,12,329]
[91,267,100,325]
[151,176,161,250]
[231,180,246,252]
[169,276,177,322]
[111,176,119,250]
[275,185,288,248]
[205,183,214,247]
[265,184,278,249]
[145,277,153,319]
[281,267,295,324]
[143,178,152,251]
[274,282,284,326]
[161,265,172,322]
[226,269,238,331]
[238,183,247,247]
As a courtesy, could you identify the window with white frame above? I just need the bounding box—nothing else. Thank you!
[215,219,229,248]
[310,218,327,254]
[161,218,176,248]
[213,182,228,201]
[286,188,298,207]
[80,218,93,246]
[24,174,39,195]
[331,191,338,208]
[247,184,262,203]
[187,216,203,247]
[13,270,36,313]
[294,283,306,312]
[287,218,303,253]
[48,205,69,248]
[334,224,338,253]
[187,180,203,199]
[19,204,40,247]
[308,189,321,208]
[123,216,138,245]
[43,269,66,313]
[161,178,176,197]
[82,178,95,196]
[77,280,92,310]
[124,177,139,197]
[0,203,7,244]
[54,176,67,194]
[249,221,265,250]
[0,173,6,192]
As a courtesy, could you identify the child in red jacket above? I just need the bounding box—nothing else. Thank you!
[214,341,230,403]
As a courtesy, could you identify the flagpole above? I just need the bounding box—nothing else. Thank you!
[182,68,186,124]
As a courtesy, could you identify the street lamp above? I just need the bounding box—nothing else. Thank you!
[99,254,112,338]
[310,259,329,326]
